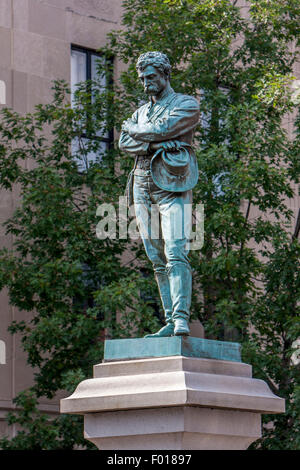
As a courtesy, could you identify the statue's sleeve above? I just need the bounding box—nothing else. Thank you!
[118,110,150,155]
[128,96,200,142]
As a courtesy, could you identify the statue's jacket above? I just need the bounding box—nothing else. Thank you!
[119,88,199,156]
[119,88,199,201]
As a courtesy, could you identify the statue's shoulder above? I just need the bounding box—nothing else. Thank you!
[172,92,199,109]
[136,101,150,113]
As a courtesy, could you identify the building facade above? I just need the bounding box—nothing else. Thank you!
[0,0,123,440]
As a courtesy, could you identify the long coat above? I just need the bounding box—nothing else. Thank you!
[119,88,199,156]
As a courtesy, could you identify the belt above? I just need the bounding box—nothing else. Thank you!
[135,155,152,170]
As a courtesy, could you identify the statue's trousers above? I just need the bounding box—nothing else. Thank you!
[133,169,192,323]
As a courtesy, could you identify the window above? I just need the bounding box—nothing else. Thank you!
[71,45,113,171]
[0,80,6,105]
[0,340,6,365]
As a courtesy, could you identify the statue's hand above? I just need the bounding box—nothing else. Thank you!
[150,140,181,152]
[121,119,136,134]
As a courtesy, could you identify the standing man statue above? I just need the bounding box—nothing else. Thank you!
[119,51,199,337]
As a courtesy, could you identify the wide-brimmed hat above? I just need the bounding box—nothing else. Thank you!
[150,142,198,192]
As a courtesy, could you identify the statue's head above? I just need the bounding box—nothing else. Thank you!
[136,51,171,79]
[136,51,171,96]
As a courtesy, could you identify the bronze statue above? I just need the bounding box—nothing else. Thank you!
[119,51,199,337]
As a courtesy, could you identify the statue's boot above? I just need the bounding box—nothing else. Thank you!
[168,263,191,336]
[144,271,174,338]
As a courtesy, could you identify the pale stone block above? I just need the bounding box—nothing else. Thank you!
[72,0,116,18]
[12,70,28,113]
[27,74,46,110]
[13,30,43,77]
[0,80,6,104]
[0,27,11,68]
[42,38,70,81]
[84,407,262,450]
[28,0,66,40]
[65,9,116,52]
[85,407,261,438]
[92,433,257,451]
[47,0,118,21]
[0,67,12,108]
[0,234,12,250]
[61,364,284,415]
[27,74,53,110]
[13,0,29,32]
[0,189,13,212]
[93,356,252,379]
[0,0,11,28]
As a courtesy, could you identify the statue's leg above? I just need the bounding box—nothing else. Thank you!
[144,269,174,337]
[158,189,193,336]
[167,262,192,336]
[133,173,174,337]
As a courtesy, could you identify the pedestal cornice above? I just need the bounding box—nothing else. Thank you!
[60,355,284,415]
[60,337,285,450]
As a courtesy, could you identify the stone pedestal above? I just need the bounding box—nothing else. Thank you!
[60,337,285,450]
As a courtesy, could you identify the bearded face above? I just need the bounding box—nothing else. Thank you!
[138,65,169,97]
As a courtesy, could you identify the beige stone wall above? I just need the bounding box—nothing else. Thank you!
[0,0,123,440]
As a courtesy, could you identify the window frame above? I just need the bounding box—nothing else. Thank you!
[71,44,114,165]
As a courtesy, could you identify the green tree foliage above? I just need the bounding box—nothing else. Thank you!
[0,0,299,449]
[0,80,161,449]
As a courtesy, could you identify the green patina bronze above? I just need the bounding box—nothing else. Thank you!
[119,51,200,338]
[104,337,241,363]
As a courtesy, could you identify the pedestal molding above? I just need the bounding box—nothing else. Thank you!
[61,357,285,415]
[60,342,285,450]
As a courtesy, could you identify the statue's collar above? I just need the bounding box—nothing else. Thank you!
[149,87,175,106]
